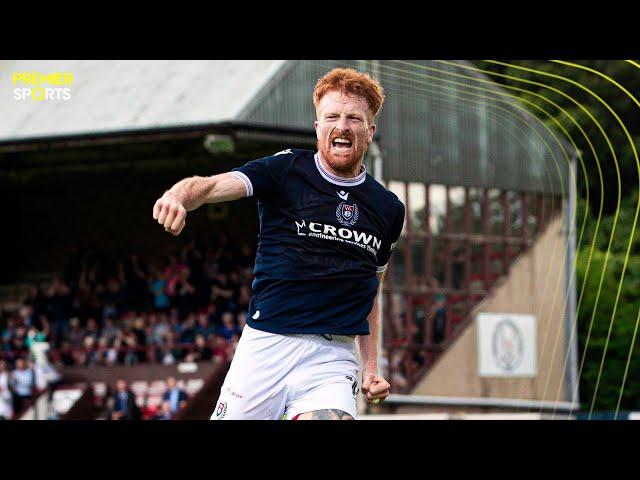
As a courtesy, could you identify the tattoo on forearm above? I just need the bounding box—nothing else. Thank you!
[300,409,354,420]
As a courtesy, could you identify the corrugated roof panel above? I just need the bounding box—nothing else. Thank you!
[0,59,573,194]
[0,60,285,141]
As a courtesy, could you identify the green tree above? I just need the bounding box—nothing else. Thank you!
[474,60,640,411]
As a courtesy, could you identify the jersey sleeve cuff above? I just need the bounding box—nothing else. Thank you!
[376,264,388,273]
[230,171,253,197]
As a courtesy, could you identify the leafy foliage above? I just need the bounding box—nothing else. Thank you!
[474,60,640,410]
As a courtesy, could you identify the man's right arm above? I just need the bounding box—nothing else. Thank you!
[152,172,246,236]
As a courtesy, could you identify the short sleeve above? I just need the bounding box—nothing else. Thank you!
[230,149,295,199]
[376,200,405,273]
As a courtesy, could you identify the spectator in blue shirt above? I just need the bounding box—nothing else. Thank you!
[218,312,239,341]
[162,376,187,415]
[150,269,170,312]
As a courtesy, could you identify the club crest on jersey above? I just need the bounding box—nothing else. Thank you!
[336,202,359,226]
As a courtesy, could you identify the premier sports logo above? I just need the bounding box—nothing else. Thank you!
[336,202,359,227]
[12,71,74,102]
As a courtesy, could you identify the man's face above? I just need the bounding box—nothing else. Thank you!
[116,380,127,392]
[314,90,376,174]
[167,377,176,389]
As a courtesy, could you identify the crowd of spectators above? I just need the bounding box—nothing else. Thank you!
[0,233,254,372]
[106,376,189,420]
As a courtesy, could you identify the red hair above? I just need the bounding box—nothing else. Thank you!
[313,68,385,121]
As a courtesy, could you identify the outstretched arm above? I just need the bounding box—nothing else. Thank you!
[152,172,246,236]
[357,271,391,404]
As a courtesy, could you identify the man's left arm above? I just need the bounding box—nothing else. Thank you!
[357,271,391,404]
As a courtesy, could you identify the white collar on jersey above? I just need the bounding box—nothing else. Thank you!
[314,152,367,187]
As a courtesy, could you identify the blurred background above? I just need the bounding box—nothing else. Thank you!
[0,60,638,420]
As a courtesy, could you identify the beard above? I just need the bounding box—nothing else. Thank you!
[317,134,369,177]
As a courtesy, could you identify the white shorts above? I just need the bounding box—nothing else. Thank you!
[210,324,360,420]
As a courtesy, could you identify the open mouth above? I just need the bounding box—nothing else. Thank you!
[331,137,353,149]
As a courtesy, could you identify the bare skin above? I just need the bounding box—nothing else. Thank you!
[152,172,245,236]
[314,90,376,179]
[357,271,391,405]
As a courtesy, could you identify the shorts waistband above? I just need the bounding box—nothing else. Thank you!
[286,333,356,344]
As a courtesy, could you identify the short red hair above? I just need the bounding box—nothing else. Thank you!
[313,68,385,121]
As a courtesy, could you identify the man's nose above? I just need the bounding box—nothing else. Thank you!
[336,115,351,132]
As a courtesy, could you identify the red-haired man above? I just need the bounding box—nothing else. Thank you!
[153,68,405,420]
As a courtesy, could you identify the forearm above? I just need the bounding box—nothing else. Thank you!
[357,289,381,375]
[167,173,244,212]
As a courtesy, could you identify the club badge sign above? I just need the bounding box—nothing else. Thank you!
[477,313,537,377]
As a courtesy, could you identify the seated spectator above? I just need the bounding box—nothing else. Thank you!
[66,318,85,349]
[110,379,140,420]
[48,276,73,343]
[154,400,173,420]
[11,357,35,414]
[11,335,30,359]
[150,269,170,312]
[218,312,239,341]
[103,337,119,366]
[160,331,181,365]
[162,376,188,415]
[101,276,122,323]
[84,318,100,343]
[0,359,13,420]
[1,316,15,345]
[180,314,197,345]
[101,316,120,344]
[121,329,140,366]
[34,352,63,401]
[186,334,212,362]
[195,310,215,338]
[211,334,229,364]
[57,341,76,367]
[151,313,170,346]
[80,336,97,366]
[211,272,233,313]
[24,326,46,350]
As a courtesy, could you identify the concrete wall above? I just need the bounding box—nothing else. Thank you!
[61,361,220,384]
[405,214,569,407]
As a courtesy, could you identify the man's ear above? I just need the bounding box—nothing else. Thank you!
[367,123,377,144]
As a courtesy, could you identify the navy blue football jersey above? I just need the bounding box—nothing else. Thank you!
[230,149,405,335]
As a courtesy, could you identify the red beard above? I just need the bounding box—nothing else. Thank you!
[317,137,369,176]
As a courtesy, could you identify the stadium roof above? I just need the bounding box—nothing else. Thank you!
[0,60,574,193]
[0,60,285,141]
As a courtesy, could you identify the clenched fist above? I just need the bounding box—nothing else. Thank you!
[153,191,187,236]
[361,372,390,404]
